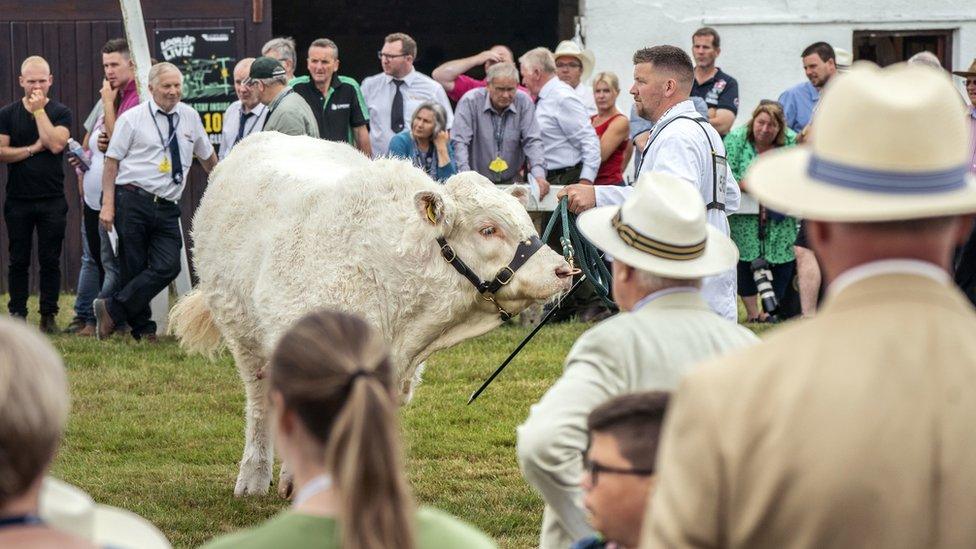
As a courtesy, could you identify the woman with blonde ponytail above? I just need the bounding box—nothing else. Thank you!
[203,310,496,549]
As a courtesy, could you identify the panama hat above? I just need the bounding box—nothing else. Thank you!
[577,172,738,278]
[39,477,171,549]
[834,48,853,71]
[747,61,976,222]
[952,58,976,78]
[553,40,595,83]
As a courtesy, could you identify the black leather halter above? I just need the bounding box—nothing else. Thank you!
[436,235,546,320]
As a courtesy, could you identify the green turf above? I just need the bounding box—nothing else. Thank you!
[10,295,768,548]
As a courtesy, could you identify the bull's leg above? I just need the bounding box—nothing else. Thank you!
[399,360,427,405]
[231,345,274,497]
[278,461,294,499]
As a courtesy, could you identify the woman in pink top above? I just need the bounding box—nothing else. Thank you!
[590,72,629,185]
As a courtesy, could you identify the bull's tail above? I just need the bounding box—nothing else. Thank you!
[169,289,224,358]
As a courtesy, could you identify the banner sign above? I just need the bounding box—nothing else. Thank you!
[154,27,236,153]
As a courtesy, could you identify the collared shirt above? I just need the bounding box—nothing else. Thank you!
[218,101,267,160]
[968,106,976,174]
[535,77,601,181]
[829,259,949,298]
[574,82,598,116]
[691,67,740,115]
[594,99,741,321]
[292,75,369,143]
[106,99,213,202]
[83,79,142,133]
[262,88,319,137]
[451,88,545,182]
[360,68,454,157]
[778,80,820,133]
[632,286,700,311]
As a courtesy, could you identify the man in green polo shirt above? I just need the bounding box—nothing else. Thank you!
[291,38,371,155]
[246,56,318,138]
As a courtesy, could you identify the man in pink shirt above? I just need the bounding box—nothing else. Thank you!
[433,45,528,103]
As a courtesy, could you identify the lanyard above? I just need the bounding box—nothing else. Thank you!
[292,474,333,508]
[490,110,508,157]
[633,104,681,177]
[238,108,260,139]
[148,102,179,156]
[262,89,293,130]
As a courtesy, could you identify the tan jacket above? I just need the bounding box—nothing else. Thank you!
[517,290,759,549]
[642,274,976,549]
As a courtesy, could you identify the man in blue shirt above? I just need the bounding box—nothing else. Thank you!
[778,42,837,133]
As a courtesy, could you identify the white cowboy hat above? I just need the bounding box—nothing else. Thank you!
[553,40,595,83]
[834,47,853,70]
[952,58,976,78]
[747,61,976,222]
[577,172,738,278]
[39,477,171,549]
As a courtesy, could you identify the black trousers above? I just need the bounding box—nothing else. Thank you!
[106,187,182,337]
[83,203,104,283]
[4,196,68,316]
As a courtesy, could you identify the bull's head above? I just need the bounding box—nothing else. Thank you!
[415,172,573,318]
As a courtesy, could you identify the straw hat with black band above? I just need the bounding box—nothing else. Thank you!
[577,172,738,279]
[553,40,595,83]
[747,61,976,222]
[952,58,976,78]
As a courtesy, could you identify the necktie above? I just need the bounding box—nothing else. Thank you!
[235,111,254,144]
[165,112,183,184]
[391,79,405,132]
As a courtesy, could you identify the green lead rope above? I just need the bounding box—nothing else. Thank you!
[541,197,616,309]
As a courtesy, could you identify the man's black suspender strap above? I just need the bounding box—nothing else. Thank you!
[634,114,727,211]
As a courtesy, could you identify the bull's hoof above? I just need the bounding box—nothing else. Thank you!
[234,461,272,497]
[277,468,294,499]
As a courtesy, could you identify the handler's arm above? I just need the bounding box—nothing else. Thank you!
[100,157,119,231]
[516,339,626,543]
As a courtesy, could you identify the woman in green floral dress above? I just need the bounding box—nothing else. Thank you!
[724,101,798,321]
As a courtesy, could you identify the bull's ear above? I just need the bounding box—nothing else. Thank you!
[414,191,445,226]
[508,185,530,207]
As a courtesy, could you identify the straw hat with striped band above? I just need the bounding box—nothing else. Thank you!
[577,172,738,278]
[747,61,976,222]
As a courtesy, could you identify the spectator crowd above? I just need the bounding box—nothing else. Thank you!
[2,22,976,549]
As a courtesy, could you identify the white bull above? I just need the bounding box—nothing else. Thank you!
[170,132,572,497]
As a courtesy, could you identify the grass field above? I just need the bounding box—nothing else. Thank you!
[17,295,766,548]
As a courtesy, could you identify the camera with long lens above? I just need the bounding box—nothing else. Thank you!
[750,257,779,317]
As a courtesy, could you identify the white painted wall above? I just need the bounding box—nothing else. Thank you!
[582,0,976,127]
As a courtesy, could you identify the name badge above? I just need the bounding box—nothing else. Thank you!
[159,156,172,174]
[489,157,509,173]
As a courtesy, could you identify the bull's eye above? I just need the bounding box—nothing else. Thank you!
[480,226,496,237]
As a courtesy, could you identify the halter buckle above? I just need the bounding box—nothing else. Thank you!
[440,244,457,262]
[495,266,515,286]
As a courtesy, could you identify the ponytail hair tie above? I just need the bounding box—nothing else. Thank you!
[345,369,374,393]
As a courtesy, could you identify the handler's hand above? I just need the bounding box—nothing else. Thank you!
[100,78,118,103]
[99,203,115,232]
[558,183,596,214]
[535,176,551,200]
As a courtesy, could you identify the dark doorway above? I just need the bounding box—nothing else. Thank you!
[272,0,570,86]
[853,29,953,69]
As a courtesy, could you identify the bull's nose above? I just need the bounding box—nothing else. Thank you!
[555,264,577,279]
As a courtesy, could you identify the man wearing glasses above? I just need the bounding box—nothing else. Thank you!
[571,392,669,549]
[361,32,453,157]
[517,172,757,549]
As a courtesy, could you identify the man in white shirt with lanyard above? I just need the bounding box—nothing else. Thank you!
[219,57,267,160]
[559,45,741,320]
[94,62,217,341]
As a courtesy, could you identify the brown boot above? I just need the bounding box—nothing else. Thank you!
[39,315,58,334]
[92,298,116,339]
[75,323,97,337]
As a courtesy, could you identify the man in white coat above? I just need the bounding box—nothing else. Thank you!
[559,45,741,320]
[517,172,758,549]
